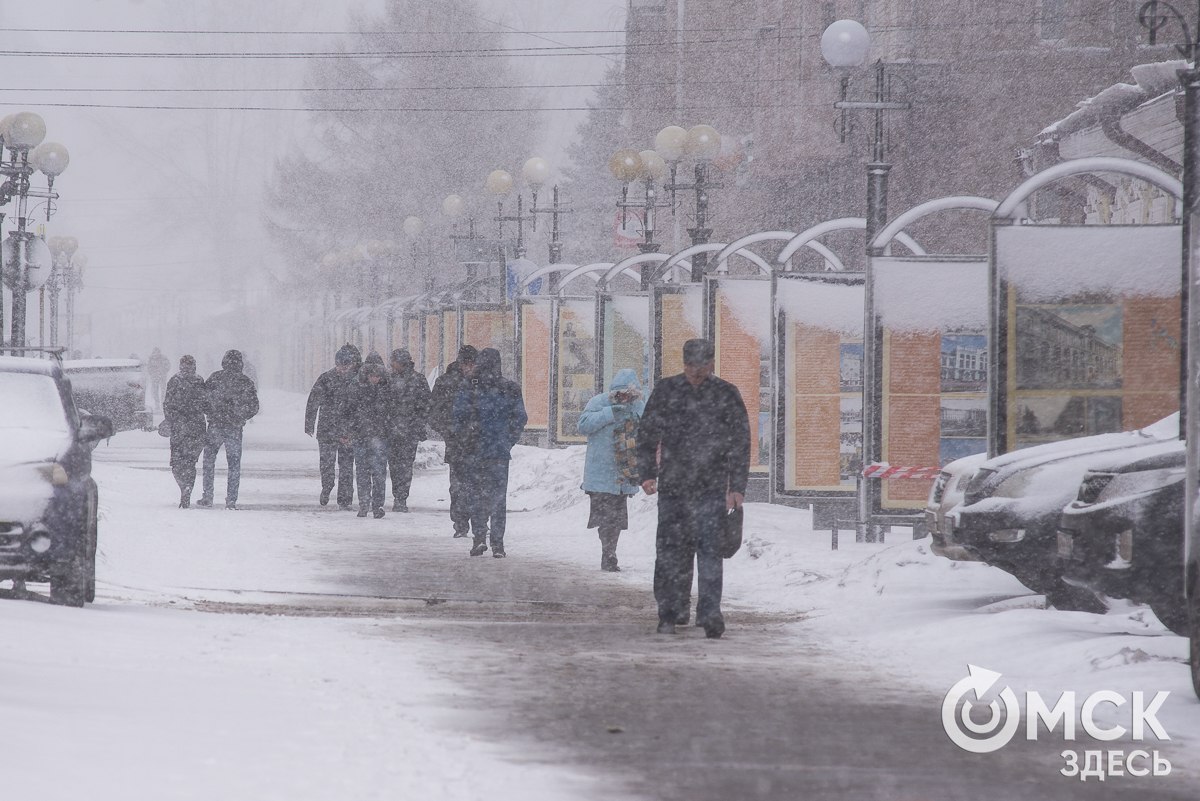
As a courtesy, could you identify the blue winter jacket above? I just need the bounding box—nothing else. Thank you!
[450,349,528,461]
[578,368,646,495]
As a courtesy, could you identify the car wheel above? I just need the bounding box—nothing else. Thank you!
[1045,578,1108,614]
[49,552,88,608]
[1149,596,1189,637]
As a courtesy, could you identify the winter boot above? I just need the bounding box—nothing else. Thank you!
[357,505,369,518]
[393,498,409,513]
[195,496,213,508]
[470,536,489,556]
[319,488,331,506]
[179,485,192,509]
[598,528,620,572]
[373,508,385,519]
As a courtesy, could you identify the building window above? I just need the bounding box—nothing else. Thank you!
[1040,0,1066,41]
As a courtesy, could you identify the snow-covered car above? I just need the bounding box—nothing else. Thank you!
[949,414,1179,611]
[62,358,151,432]
[925,452,989,562]
[1058,439,1187,634]
[0,356,113,606]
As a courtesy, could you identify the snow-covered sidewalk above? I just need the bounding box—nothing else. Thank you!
[2,389,1195,801]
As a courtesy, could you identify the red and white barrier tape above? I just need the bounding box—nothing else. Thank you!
[861,463,941,480]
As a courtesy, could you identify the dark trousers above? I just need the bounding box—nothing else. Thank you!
[169,433,205,497]
[201,424,244,504]
[447,460,470,533]
[387,436,419,502]
[354,436,388,511]
[465,458,510,547]
[319,437,355,506]
[654,493,725,625]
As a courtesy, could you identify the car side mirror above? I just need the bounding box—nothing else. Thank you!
[79,414,115,443]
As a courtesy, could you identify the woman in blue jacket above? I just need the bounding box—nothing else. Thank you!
[577,368,646,571]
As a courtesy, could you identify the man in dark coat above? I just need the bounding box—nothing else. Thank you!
[387,348,431,512]
[163,354,208,508]
[198,349,260,510]
[636,338,750,639]
[451,347,528,558]
[349,361,397,518]
[305,344,360,509]
[429,345,477,536]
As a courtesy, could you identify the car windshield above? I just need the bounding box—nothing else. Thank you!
[0,372,69,433]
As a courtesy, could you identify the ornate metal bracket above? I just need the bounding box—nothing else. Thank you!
[1139,0,1200,61]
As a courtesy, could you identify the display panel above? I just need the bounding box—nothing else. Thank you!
[776,274,863,497]
[602,294,650,391]
[442,310,458,371]
[713,278,771,473]
[656,285,703,380]
[462,307,515,380]
[554,299,595,444]
[520,301,552,430]
[423,312,441,378]
[994,225,1180,452]
[874,257,989,509]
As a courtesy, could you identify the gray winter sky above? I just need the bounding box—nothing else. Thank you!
[0,0,624,357]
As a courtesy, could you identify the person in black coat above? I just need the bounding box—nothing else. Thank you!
[163,354,209,508]
[198,349,260,510]
[451,347,528,558]
[428,345,477,536]
[636,338,750,639]
[305,344,360,509]
[349,361,398,518]
[387,348,431,512]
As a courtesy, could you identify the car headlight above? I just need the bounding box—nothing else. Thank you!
[1095,467,1186,502]
[36,462,69,486]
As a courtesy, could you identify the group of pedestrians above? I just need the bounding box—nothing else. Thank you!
[305,345,431,518]
[578,338,750,639]
[162,349,260,509]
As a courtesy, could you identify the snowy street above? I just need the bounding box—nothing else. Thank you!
[3,392,1198,800]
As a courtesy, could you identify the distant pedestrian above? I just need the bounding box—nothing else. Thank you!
[198,349,260,510]
[147,347,170,412]
[636,339,749,638]
[429,345,478,537]
[349,361,397,519]
[578,369,646,572]
[305,344,360,509]
[451,347,527,558]
[387,348,431,512]
[163,354,209,508]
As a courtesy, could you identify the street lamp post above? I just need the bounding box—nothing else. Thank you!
[66,252,85,353]
[486,157,571,292]
[0,111,69,349]
[654,124,723,283]
[610,148,671,290]
[821,19,911,542]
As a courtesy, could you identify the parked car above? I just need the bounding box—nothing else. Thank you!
[948,414,1179,611]
[925,452,989,562]
[1058,439,1186,634]
[62,358,150,432]
[0,356,113,606]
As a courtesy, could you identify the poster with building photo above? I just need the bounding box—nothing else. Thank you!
[940,397,988,463]
[1015,303,1123,391]
[839,395,863,486]
[940,333,986,392]
[840,342,863,393]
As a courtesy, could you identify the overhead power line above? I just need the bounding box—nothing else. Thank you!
[0,100,799,113]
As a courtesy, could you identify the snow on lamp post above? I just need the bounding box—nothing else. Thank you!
[652,124,723,282]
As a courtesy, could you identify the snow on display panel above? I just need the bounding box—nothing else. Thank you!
[656,285,703,380]
[554,299,595,444]
[776,273,864,497]
[520,300,552,431]
[714,279,772,473]
[874,257,989,509]
[994,225,1180,452]
[405,316,421,372]
[602,294,650,392]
